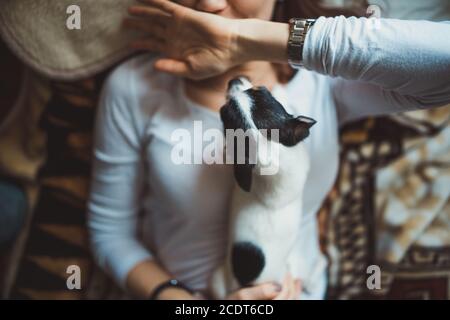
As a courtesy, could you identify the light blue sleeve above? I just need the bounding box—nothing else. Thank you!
[87,60,153,289]
[303,16,450,125]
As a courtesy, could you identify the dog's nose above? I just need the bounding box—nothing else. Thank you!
[228,78,244,90]
[227,77,253,94]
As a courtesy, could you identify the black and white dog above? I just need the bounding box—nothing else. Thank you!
[209,77,316,299]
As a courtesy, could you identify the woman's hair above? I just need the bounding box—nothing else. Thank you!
[271,0,369,83]
[273,0,369,22]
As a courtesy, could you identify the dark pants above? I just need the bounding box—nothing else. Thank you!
[0,178,27,249]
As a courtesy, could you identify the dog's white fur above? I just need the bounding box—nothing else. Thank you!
[209,78,311,299]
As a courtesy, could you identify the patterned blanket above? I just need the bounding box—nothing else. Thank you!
[327,107,450,299]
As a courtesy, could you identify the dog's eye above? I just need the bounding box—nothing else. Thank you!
[253,86,270,93]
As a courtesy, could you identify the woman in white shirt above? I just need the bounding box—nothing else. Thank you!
[88,0,450,300]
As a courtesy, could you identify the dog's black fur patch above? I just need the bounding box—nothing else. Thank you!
[231,241,265,286]
[248,87,316,147]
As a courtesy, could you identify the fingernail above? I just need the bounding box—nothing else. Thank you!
[272,283,282,292]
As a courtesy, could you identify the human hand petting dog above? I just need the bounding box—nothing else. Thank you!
[125,0,289,80]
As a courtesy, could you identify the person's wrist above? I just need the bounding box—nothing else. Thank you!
[155,287,197,300]
[236,19,290,64]
[227,18,252,68]
[149,278,197,300]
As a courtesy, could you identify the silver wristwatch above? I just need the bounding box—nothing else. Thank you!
[287,18,316,68]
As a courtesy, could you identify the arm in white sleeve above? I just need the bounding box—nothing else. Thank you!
[88,66,152,289]
[303,16,450,125]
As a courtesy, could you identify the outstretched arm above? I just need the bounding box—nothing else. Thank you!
[302,17,450,124]
[125,0,450,123]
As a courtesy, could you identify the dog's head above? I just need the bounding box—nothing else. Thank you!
[220,77,316,192]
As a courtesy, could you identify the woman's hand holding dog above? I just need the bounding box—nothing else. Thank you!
[226,273,301,300]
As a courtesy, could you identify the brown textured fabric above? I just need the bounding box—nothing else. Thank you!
[9,75,109,299]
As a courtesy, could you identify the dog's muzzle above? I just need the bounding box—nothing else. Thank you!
[227,76,253,98]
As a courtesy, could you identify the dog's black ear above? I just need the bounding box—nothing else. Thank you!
[233,134,255,192]
[234,163,253,192]
[221,102,255,192]
[293,116,316,142]
[280,116,316,146]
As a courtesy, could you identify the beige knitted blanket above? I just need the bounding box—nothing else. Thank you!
[0,0,141,80]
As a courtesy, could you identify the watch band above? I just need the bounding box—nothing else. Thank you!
[287,18,316,68]
[149,279,194,300]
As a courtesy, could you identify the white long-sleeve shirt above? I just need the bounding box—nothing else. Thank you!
[87,16,450,298]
